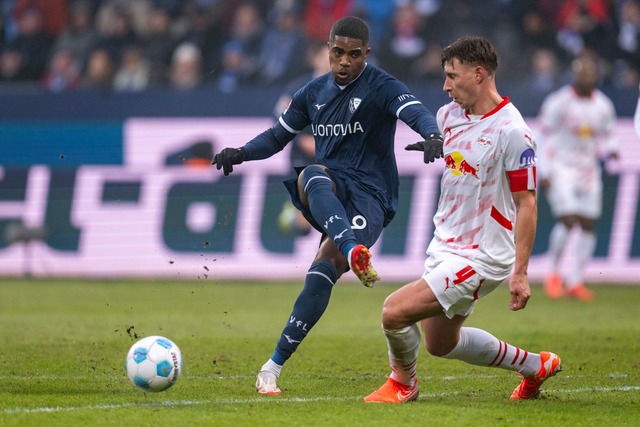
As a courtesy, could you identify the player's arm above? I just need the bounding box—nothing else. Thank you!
[509,189,536,311]
[398,101,444,164]
[383,81,443,163]
[212,124,297,175]
[504,127,537,311]
[214,90,310,176]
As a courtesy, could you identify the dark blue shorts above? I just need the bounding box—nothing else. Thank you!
[283,168,386,248]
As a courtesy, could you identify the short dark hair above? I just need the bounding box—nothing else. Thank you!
[329,16,369,45]
[441,36,498,76]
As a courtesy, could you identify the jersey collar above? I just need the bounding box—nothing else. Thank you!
[466,96,510,120]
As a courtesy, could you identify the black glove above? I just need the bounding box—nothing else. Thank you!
[213,147,246,176]
[405,133,444,164]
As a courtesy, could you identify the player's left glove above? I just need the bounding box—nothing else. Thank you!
[213,147,246,176]
[405,133,444,164]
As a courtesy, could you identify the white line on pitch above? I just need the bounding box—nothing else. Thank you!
[3,385,640,415]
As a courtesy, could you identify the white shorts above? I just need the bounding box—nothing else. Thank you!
[423,254,509,319]
[546,168,602,219]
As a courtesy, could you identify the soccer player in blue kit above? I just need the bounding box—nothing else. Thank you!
[213,16,443,395]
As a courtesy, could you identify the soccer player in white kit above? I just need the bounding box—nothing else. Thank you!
[538,53,618,302]
[365,36,561,404]
[635,83,640,140]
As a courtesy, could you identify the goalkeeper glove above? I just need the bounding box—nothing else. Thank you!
[405,133,444,164]
[213,147,246,176]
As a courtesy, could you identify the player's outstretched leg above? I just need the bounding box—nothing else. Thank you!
[348,244,379,287]
[255,260,338,395]
[439,327,562,400]
[510,352,562,400]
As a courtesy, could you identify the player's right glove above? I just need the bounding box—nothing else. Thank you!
[213,147,246,176]
[404,133,444,164]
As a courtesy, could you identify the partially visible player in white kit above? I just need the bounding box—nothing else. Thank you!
[538,53,618,302]
[365,36,562,404]
[635,83,640,140]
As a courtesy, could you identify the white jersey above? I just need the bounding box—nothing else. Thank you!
[427,98,536,276]
[537,85,617,178]
[537,85,616,218]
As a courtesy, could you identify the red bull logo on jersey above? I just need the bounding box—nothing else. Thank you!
[444,151,479,178]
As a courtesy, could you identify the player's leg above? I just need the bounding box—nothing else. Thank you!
[297,165,378,287]
[417,262,561,400]
[566,215,596,301]
[544,215,575,298]
[544,175,577,298]
[363,277,444,403]
[256,238,344,395]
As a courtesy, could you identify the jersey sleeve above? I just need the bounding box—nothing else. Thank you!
[503,126,537,192]
[278,84,311,134]
[381,78,439,136]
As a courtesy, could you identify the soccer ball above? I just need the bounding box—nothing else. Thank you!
[126,336,182,392]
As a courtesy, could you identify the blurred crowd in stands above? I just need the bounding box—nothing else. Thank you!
[1,0,639,95]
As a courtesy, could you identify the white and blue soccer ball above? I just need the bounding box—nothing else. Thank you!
[126,336,182,392]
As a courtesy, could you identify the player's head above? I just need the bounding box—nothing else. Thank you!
[441,36,498,77]
[440,36,499,112]
[571,52,599,96]
[328,16,371,85]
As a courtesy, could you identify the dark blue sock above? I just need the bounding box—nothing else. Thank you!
[303,165,356,258]
[271,260,339,365]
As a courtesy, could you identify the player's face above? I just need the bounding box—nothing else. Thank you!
[442,58,480,111]
[572,59,599,93]
[328,36,370,85]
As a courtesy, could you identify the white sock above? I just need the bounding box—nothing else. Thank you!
[384,324,421,386]
[441,327,540,377]
[260,359,282,378]
[567,229,596,288]
[548,222,570,272]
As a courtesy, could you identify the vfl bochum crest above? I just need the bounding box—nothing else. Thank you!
[349,98,361,113]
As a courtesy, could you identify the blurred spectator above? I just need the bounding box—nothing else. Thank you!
[112,45,150,91]
[303,0,353,42]
[255,7,308,85]
[52,1,99,68]
[80,48,115,90]
[14,0,69,39]
[142,6,177,86]
[216,3,265,92]
[615,0,640,71]
[377,4,426,80]
[170,42,202,90]
[95,0,153,39]
[2,0,18,42]
[5,6,52,80]
[555,0,616,59]
[0,47,23,82]
[527,47,563,93]
[352,0,395,46]
[92,4,139,63]
[42,48,81,92]
[176,1,227,83]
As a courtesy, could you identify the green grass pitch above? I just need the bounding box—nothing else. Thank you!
[1,278,639,426]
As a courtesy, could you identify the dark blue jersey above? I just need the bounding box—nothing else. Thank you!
[243,63,439,218]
